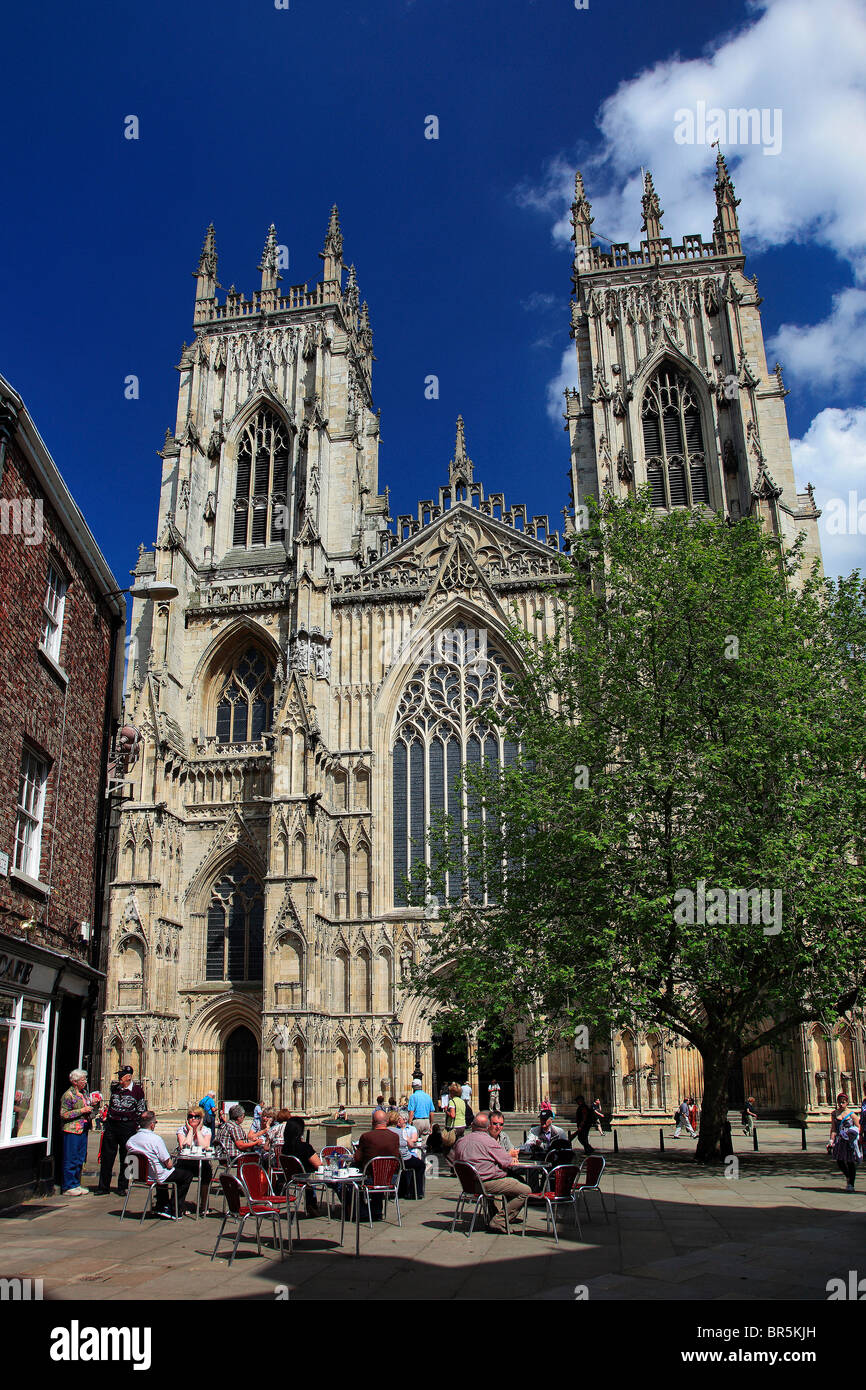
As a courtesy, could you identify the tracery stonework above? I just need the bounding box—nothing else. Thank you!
[98,178,856,1120]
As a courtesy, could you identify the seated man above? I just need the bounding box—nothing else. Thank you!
[352,1108,400,1220]
[488,1111,519,1159]
[125,1111,194,1219]
[216,1104,266,1163]
[521,1111,568,1156]
[452,1113,531,1234]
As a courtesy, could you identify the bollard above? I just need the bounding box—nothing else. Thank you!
[801,1124,807,1150]
[523,1129,527,1143]
[613,1129,619,1154]
[752,1126,758,1152]
[659,1127,665,1153]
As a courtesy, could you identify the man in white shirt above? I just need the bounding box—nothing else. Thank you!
[125,1111,195,1219]
[520,1112,569,1155]
[460,1081,472,1105]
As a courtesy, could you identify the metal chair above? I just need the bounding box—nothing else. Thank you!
[449,1160,520,1237]
[358,1156,403,1229]
[522,1163,581,1244]
[210,1173,285,1265]
[119,1153,179,1224]
[277,1154,308,1235]
[574,1155,609,1228]
[321,1145,351,1162]
[239,1160,295,1250]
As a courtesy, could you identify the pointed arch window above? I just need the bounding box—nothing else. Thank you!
[391,627,518,906]
[641,366,710,509]
[215,645,275,744]
[206,862,264,981]
[233,407,291,549]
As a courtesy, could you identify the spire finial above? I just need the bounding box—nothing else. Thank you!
[713,150,742,255]
[192,223,218,304]
[359,300,373,353]
[640,170,664,241]
[258,224,281,293]
[345,262,359,317]
[449,416,474,490]
[319,204,344,285]
[571,169,594,264]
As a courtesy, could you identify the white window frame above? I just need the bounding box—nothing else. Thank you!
[14,748,49,880]
[41,562,67,662]
[0,992,50,1147]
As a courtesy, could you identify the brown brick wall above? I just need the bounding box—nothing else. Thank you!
[0,438,116,961]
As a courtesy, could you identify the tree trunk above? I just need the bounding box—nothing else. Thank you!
[695,1045,736,1162]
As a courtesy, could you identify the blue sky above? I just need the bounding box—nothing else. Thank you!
[1,0,864,584]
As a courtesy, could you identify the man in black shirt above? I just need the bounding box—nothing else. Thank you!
[94,1066,147,1194]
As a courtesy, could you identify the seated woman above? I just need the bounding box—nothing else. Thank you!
[176,1106,213,1214]
[281,1117,322,1214]
[269,1107,290,1148]
[387,1109,426,1199]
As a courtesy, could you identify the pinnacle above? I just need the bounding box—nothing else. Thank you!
[259,224,278,269]
[455,415,467,460]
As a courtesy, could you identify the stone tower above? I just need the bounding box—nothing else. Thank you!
[566,158,821,571]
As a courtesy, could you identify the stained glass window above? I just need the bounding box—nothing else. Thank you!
[641,367,709,510]
[206,862,264,981]
[391,628,516,905]
[215,646,274,744]
[233,407,291,549]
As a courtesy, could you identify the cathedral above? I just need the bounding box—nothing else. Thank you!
[98,158,859,1122]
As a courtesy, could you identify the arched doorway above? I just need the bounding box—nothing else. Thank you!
[477,1017,515,1112]
[432,1022,469,1105]
[223,1025,259,1106]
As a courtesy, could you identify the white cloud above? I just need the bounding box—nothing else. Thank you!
[791,407,866,578]
[767,289,866,393]
[528,0,866,418]
[546,346,578,423]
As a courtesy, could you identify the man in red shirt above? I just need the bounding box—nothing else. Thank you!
[353,1109,399,1221]
[453,1113,531,1232]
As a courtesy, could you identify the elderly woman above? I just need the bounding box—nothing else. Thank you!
[59,1069,93,1196]
[387,1109,426,1199]
[176,1105,213,1215]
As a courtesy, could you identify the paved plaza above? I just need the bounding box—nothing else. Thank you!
[1,1121,863,1302]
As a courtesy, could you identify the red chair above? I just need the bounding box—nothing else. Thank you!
[522,1163,581,1244]
[359,1156,402,1229]
[210,1174,285,1265]
[449,1161,522,1237]
[119,1153,179,1223]
[574,1155,609,1229]
[321,1146,351,1162]
[277,1154,307,1237]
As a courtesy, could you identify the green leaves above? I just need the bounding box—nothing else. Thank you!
[409,492,866,1073]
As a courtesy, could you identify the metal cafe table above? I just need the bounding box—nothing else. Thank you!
[295,1166,366,1256]
[172,1149,215,1220]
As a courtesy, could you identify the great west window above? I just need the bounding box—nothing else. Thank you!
[391,630,517,907]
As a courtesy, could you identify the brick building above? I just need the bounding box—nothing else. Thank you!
[0,373,125,1207]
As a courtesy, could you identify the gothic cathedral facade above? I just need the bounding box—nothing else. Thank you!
[99,161,859,1120]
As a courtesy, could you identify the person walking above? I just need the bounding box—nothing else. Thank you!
[829,1092,862,1192]
[673,1098,697,1139]
[95,1065,147,1194]
[445,1082,467,1138]
[59,1069,93,1196]
[574,1095,596,1154]
[407,1079,435,1140]
[488,1079,501,1113]
[742,1096,758,1137]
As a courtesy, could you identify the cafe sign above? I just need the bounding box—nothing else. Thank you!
[0,950,59,995]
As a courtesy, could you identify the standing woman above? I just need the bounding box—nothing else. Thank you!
[445,1082,467,1138]
[59,1070,93,1196]
[830,1092,862,1192]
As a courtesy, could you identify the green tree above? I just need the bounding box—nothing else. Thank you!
[410,494,866,1160]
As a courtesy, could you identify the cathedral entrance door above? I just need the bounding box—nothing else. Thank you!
[477,1020,515,1113]
[432,1024,469,1108]
[223,1025,259,1108]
